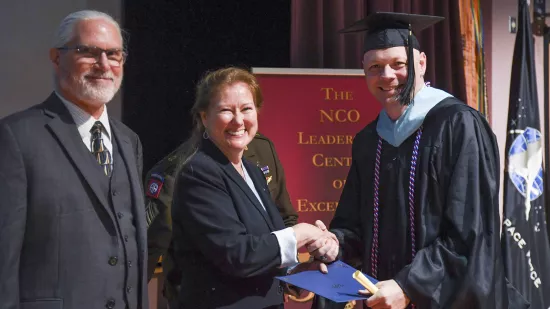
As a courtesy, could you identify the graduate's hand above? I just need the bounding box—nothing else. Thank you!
[362,280,410,309]
[306,220,339,262]
[292,222,326,246]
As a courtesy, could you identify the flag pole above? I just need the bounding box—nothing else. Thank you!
[545,27,550,238]
[533,0,549,238]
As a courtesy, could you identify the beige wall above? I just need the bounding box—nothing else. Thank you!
[0,0,122,119]
[489,0,548,217]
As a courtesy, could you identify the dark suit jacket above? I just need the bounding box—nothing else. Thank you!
[144,132,298,284]
[0,93,148,309]
[171,138,287,309]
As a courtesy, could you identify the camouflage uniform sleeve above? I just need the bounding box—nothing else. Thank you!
[145,172,176,281]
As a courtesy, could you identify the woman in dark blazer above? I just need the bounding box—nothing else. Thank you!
[171,67,338,309]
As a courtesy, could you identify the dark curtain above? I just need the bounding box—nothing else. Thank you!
[122,0,291,173]
[291,0,466,101]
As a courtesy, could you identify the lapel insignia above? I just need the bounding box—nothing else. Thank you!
[260,165,271,184]
[253,163,272,184]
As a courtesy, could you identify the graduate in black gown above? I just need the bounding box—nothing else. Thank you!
[312,12,529,309]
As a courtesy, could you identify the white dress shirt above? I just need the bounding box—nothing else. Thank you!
[56,92,113,163]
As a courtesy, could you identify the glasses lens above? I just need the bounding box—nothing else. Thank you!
[76,46,96,58]
[73,45,125,66]
[105,50,123,61]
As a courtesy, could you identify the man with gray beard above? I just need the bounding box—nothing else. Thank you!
[0,10,148,309]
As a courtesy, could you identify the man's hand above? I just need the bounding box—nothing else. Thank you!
[306,220,339,262]
[361,280,410,309]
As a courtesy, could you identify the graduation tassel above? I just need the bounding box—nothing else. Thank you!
[397,24,416,106]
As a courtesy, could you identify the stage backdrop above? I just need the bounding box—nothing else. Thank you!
[253,68,381,308]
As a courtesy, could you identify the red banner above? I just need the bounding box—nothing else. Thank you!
[254,68,381,308]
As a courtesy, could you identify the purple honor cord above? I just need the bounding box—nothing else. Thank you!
[370,128,423,307]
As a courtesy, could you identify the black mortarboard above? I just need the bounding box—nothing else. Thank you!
[340,12,444,105]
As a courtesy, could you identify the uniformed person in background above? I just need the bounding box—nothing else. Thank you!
[144,132,298,306]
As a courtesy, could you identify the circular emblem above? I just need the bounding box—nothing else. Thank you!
[508,127,544,201]
[149,182,159,195]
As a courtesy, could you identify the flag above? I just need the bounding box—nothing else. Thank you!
[502,0,550,308]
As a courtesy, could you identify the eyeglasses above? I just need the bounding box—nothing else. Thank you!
[57,45,127,67]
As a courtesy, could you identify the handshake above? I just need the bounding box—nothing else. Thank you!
[283,220,339,298]
[292,220,339,268]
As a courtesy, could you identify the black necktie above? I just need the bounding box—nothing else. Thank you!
[90,121,113,177]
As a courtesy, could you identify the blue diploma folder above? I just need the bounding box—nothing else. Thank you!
[276,261,378,303]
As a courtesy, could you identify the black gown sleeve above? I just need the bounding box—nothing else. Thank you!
[329,135,367,268]
[311,138,366,309]
[392,110,511,308]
